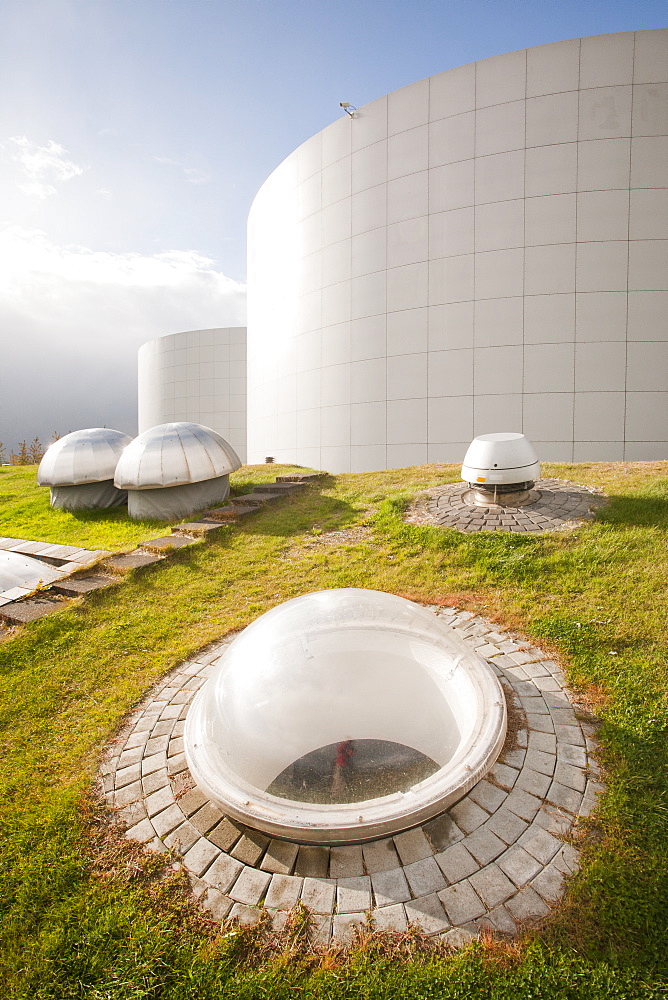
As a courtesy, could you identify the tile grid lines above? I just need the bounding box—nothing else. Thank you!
[103,604,601,945]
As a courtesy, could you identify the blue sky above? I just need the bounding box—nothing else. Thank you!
[0,0,665,450]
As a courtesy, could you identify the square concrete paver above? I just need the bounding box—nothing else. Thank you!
[435,842,479,883]
[438,880,486,925]
[228,866,271,905]
[403,856,446,896]
[265,873,303,910]
[371,867,411,906]
[329,845,365,878]
[301,877,336,914]
[468,864,516,908]
[497,847,543,887]
[337,876,372,913]
[363,838,401,873]
[405,893,450,934]
[373,903,408,932]
[203,853,244,893]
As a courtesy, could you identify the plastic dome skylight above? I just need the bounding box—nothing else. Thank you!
[114,422,241,490]
[37,428,132,486]
[185,589,507,844]
[0,551,62,592]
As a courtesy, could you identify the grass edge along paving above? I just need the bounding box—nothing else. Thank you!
[0,462,667,998]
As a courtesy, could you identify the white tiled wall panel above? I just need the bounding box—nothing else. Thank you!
[247,30,668,471]
[138,329,247,462]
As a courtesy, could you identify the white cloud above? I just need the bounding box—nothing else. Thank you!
[154,155,211,185]
[5,136,87,199]
[0,226,246,449]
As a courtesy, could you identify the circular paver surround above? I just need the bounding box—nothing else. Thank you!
[406,479,606,534]
[99,606,602,946]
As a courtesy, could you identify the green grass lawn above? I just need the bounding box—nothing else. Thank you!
[0,461,667,998]
[0,464,308,550]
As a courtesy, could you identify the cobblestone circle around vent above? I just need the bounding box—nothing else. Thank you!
[99,606,602,946]
[405,479,606,534]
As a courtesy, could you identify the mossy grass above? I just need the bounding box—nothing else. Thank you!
[1,462,667,997]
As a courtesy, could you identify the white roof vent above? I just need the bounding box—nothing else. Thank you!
[462,433,540,489]
[114,422,241,490]
[37,428,132,486]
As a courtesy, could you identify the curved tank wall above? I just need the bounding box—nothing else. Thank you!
[138,328,247,463]
[247,30,668,472]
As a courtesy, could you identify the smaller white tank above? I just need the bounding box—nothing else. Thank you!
[461,433,540,487]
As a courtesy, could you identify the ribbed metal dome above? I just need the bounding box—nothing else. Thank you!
[37,428,132,486]
[114,422,242,490]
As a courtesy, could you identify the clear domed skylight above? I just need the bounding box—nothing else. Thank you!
[185,589,507,844]
[0,551,62,592]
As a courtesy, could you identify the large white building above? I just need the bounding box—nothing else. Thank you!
[246,29,668,472]
[138,327,247,463]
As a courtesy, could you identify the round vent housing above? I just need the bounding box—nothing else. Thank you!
[461,433,540,505]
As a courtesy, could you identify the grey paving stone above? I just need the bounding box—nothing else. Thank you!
[515,768,552,798]
[528,731,557,753]
[229,903,263,926]
[265,873,303,910]
[151,804,184,838]
[553,844,580,874]
[558,744,587,768]
[124,818,156,844]
[477,904,517,937]
[488,762,519,789]
[579,780,605,817]
[546,781,583,814]
[175,786,208,819]
[435,843,479,883]
[468,864,516,908]
[202,887,234,921]
[497,847,543,887]
[142,752,167,776]
[393,826,434,864]
[534,807,576,838]
[505,886,551,922]
[145,785,175,818]
[104,551,164,572]
[230,831,270,866]
[332,913,367,945]
[183,838,221,877]
[403,856,446,896]
[52,575,114,597]
[141,535,197,552]
[504,788,542,822]
[208,816,245,851]
[438,881,486,925]
[531,864,565,902]
[520,695,550,716]
[405,893,450,934]
[463,826,507,865]
[468,779,506,814]
[114,780,143,808]
[423,814,464,852]
[301,877,336,914]
[203,853,244,893]
[440,927,478,948]
[0,597,68,625]
[449,798,489,834]
[118,745,144,768]
[115,764,141,789]
[337,877,372,913]
[372,903,408,933]
[228,866,271,905]
[190,802,225,835]
[142,769,170,795]
[499,748,526,770]
[525,714,554,733]
[485,808,529,845]
[116,800,147,828]
[294,845,330,878]
[261,839,299,875]
[329,845,365,878]
[164,821,200,855]
[517,826,562,865]
[371,867,411,906]
[308,914,332,947]
[533,676,562,693]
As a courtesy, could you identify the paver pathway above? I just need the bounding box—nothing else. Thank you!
[100,605,602,945]
[406,479,606,533]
